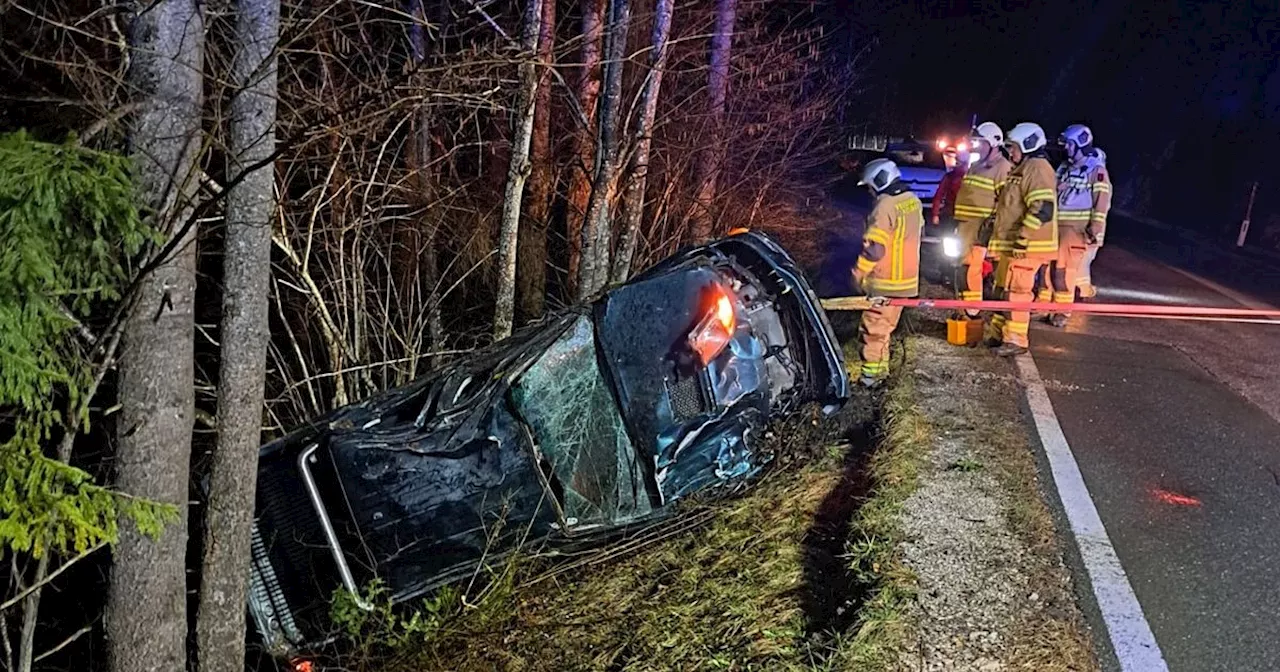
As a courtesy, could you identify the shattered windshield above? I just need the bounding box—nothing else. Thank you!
[510,316,654,530]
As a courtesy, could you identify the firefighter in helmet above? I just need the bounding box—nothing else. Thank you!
[950,121,1012,320]
[984,122,1058,356]
[1045,124,1112,324]
[852,158,924,386]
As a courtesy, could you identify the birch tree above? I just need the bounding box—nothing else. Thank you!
[690,0,738,242]
[107,0,205,670]
[494,0,545,339]
[195,0,278,668]
[517,0,558,323]
[611,0,675,283]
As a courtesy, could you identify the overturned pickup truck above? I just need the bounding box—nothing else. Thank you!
[248,231,849,658]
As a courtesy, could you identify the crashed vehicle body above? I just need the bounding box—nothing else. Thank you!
[248,231,849,658]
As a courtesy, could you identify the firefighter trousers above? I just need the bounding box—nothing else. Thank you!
[985,255,1046,348]
[1077,244,1100,297]
[1047,226,1089,311]
[859,303,903,379]
[954,219,985,310]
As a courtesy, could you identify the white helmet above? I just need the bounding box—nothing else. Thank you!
[858,158,901,193]
[971,121,1003,146]
[1006,122,1047,153]
[1059,123,1093,149]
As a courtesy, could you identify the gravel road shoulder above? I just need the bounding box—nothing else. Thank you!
[887,313,1099,672]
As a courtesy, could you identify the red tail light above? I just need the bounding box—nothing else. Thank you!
[689,286,737,366]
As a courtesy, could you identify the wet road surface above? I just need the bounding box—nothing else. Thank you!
[1025,221,1280,672]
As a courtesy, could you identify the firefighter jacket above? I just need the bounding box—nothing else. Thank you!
[855,183,924,297]
[931,165,966,221]
[953,152,1013,223]
[989,151,1058,257]
[1056,147,1112,243]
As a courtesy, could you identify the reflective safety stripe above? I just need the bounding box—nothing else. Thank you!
[1022,214,1043,230]
[991,313,1007,324]
[1006,321,1029,334]
[869,276,918,291]
[1053,292,1074,303]
[1037,289,1052,302]
[1024,240,1059,253]
[1091,212,1108,223]
[989,240,1014,252]
[954,203,996,218]
[865,228,892,245]
[856,256,877,273]
[1092,183,1112,193]
[891,214,903,279]
[1024,188,1056,205]
[861,360,889,376]
[960,290,983,301]
[1058,209,1093,221]
[962,174,998,189]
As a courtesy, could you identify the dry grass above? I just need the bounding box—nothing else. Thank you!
[834,337,931,669]
[983,413,1098,671]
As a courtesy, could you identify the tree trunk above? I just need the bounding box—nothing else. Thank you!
[407,0,445,369]
[516,0,557,323]
[576,0,631,298]
[108,1,205,671]
[690,0,737,242]
[194,0,277,669]
[493,0,545,339]
[565,0,606,292]
[611,0,674,283]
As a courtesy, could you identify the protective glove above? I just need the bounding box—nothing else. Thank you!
[977,216,995,244]
[1085,223,1098,245]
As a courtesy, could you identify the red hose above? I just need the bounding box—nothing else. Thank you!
[884,297,1280,318]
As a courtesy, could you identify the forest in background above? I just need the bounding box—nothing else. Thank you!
[0,0,859,669]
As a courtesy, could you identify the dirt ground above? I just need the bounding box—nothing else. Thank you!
[887,309,1098,672]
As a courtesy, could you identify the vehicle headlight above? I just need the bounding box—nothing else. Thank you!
[942,236,962,259]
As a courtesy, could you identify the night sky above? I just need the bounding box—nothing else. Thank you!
[846,0,1280,236]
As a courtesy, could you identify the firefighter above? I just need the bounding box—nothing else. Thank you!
[951,121,1011,317]
[984,122,1058,356]
[1075,146,1112,299]
[852,158,924,387]
[1046,124,1111,325]
[931,145,966,227]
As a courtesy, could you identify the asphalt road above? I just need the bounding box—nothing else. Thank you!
[1025,222,1280,672]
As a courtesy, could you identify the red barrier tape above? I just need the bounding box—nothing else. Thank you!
[880,298,1280,319]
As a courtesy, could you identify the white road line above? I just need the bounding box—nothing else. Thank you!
[1013,353,1169,672]
[1163,264,1279,313]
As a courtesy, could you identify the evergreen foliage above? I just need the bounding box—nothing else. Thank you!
[0,130,175,559]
